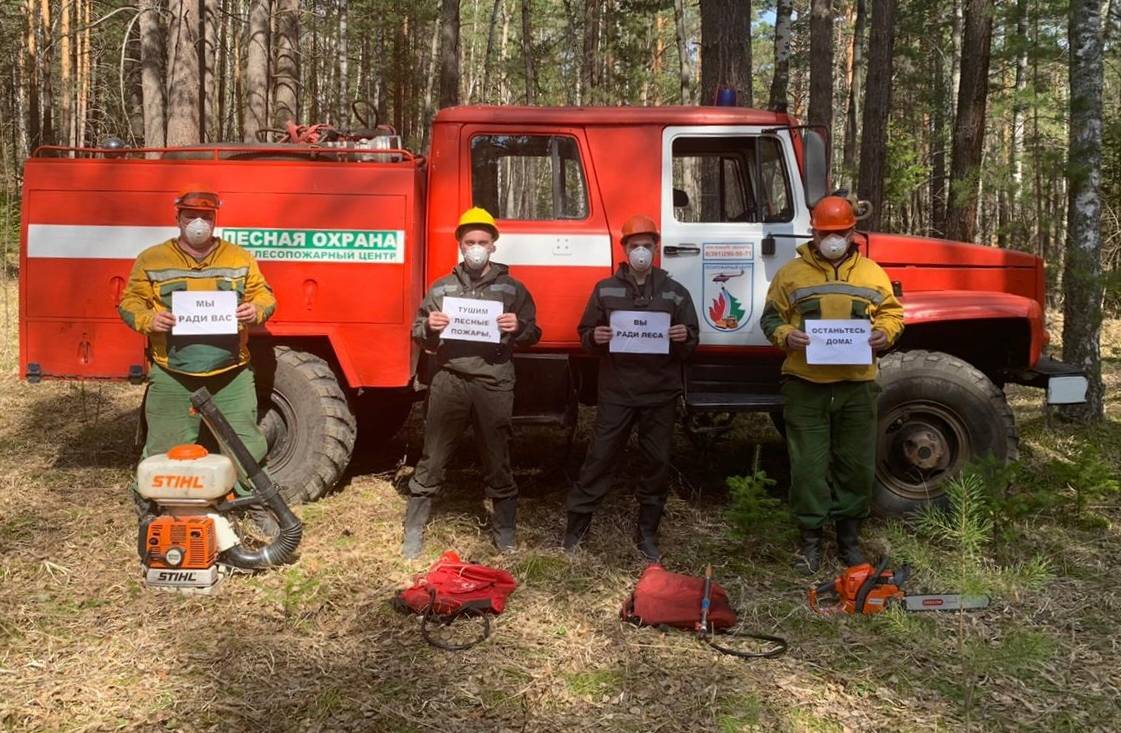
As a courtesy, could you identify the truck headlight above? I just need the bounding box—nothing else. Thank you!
[165,547,184,566]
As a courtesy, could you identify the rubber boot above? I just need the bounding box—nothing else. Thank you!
[491,497,518,553]
[795,528,824,575]
[401,496,432,560]
[634,504,664,563]
[836,518,865,567]
[562,512,592,551]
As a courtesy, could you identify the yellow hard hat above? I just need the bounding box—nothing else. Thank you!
[455,207,499,240]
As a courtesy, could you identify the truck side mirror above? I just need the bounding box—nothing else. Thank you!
[802,130,828,210]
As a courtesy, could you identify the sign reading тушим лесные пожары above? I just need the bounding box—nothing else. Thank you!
[220,228,405,263]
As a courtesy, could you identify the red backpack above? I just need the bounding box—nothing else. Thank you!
[394,551,518,649]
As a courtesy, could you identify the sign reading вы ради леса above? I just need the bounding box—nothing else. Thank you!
[220,228,405,263]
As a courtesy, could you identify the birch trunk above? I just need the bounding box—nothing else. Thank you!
[1060,0,1105,421]
[769,0,793,111]
[841,0,864,180]
[272,0,298,125]
[338,0,349,126]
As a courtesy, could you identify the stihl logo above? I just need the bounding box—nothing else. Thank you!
[157,571,197,581]
[152,475,205,489]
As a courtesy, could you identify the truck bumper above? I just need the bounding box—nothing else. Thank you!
[1005,356,1088,405]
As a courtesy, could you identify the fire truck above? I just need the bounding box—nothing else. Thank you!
[19,105,1087,515]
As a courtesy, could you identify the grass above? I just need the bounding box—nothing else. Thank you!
[0,285,1119,731]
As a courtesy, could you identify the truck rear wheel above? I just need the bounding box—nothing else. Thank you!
[257,346,357,503]
[874,350,1018,515]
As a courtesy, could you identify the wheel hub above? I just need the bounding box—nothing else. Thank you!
[900,425,950,471]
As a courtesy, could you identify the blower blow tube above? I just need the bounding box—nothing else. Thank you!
[189,387,303,568]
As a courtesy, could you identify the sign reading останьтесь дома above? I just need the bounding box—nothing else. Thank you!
[804,319,873,365]
[441,296,502,343]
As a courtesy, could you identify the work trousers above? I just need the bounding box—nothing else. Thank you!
[140,363,267,494]
[409,369,517,499]
[781,378,879,529]
[567,399,677,515]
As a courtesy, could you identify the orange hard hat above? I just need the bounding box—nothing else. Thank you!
[175,186,221,211]
[810,196,856,232]
[620,214,659,245]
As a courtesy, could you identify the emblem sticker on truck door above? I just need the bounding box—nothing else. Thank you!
[220,228,405,263]
[703,261,754,332]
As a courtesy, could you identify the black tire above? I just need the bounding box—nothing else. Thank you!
[874,350,1018,515]
[256,346,357,504]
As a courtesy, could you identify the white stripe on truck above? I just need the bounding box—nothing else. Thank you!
[28,225,613,268]
[28,225,180,259]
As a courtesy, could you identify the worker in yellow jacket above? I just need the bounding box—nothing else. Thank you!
[118,188,276,509]
[760,196,904,574]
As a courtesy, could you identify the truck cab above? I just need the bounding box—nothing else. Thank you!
[19,104,1087,514]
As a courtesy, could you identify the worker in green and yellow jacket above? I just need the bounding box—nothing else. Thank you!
[118,187,276,509]
[761,196,904,574]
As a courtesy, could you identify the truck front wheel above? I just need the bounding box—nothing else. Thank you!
[256,346,358,504]
[874,350,1018,515]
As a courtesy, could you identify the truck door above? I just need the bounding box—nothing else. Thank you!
[659,127,810,346]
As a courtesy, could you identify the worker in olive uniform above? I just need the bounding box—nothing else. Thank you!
[760,196,904,574]
[119,188,276,509]
[563,215,699,562]
[403,207,541,559]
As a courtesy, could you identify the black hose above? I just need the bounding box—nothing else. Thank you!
[189,387,303,569]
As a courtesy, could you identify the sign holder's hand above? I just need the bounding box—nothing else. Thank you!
[496,313,519,333]
[152,311,176,333]
[785,329,810,350]
[236,303,258,324]
[668,323,689,343]
[869,329,888,351]
[593,325,613,345]
[427,311,450,333]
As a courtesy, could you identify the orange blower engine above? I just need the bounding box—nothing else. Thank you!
[135,387,304,591]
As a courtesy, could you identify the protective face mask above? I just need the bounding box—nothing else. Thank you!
[463,244,490,270]
[628,246,653,272]
[184,218,213,247]
[817,234,850,261]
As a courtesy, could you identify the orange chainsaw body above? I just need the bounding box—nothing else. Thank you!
[143,515,218,570]
[808,563,905,615]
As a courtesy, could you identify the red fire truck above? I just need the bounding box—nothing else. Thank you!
[19,105,1087,514]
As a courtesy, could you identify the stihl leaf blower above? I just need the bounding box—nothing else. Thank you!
[135,387,303,592]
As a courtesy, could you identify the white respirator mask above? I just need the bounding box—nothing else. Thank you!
[463,244,491,270]
[628,246,653,272]
[183,218,214,247]
[817,233,851,261]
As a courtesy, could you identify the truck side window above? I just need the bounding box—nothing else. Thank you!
[672,136,793,224]
[470,135,589,221]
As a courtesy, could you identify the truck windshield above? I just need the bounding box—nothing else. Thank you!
[471,135,589,221]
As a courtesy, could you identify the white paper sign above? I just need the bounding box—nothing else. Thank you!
[442,296,502,343]
[171,290,238,335]
[609,310,671,354]
[805,319,873,365]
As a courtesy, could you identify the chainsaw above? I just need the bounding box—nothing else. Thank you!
[134,387,303,592]
[808,557,989,615]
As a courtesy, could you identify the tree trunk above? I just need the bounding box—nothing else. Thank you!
[520,0,535,103]
[438,0,460,108]
[273,0,298,126]
[769,0,793,111]
[842,0,864,181]
[166,0,201,145]
[808,0,833,130]
[673,0,692,104]
[856,0,895,232]
[582,0,601,104]
[60,0,73,147]
[23,0,40,153]
[1060,0,1105,421]
[480,0,502,97]
[944,0,992,243]
[699,0,752,106]
[244,0,269,141]
[38,0,54,146]
[79,0,91,146]
[929,3,947,237]
[139,0,166,149]
[338,0,349,126]
[1009,0,1027,242]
